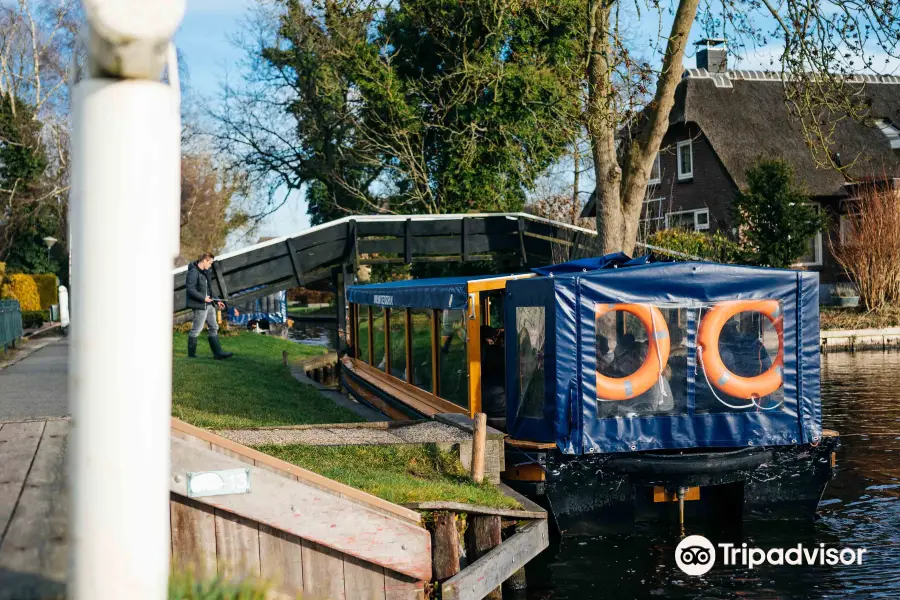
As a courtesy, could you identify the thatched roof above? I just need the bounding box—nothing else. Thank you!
[581,69,900,217]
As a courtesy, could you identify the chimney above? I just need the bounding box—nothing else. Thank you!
[696,38,727,73]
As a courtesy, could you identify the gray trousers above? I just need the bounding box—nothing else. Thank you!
[189,305,218,338]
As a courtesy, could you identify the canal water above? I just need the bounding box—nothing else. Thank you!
[526,351,900,599]
[287,319,337,348]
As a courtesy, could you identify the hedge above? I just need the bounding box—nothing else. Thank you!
[646,229,743,264]
[0,273,58,311]
[21,310,46,329]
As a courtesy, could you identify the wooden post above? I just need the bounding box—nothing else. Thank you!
[432,511,460,581]
[282,350,288,367]
[464,515,502,599]
[471,413,487,483]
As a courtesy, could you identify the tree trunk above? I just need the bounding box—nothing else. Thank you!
[589,0,701,255]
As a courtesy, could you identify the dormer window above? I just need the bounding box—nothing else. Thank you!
[677,140,693,180]
[875,119,900,149]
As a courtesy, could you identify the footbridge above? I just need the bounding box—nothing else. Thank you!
[172,213,603,331]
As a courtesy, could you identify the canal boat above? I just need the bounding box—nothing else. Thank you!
[340,256,840,534]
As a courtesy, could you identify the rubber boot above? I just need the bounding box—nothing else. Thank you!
[187,336,198,358]
[208,335,233,360]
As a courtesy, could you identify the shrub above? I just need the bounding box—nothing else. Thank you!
[647,229,743,264]
[734,159,826,268]
[21,310,45,329]
[829,186,900,311]
[31,274,58,309]
[2,273,41,311]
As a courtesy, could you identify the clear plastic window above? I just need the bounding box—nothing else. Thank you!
[516,306,547,419]
[410,309,433,393]
[695,301,785,414]
[389,309,406,380]
[357,306,370,363]
[595,305,689,419]
[372,307,386,370]
[438,309,468,408]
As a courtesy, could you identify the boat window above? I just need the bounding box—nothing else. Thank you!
[487,293,505,328]
[358,305,370,363]
[372,306,386,370]
[695,301,785,414]
[595,305,689,418]
[410,309,433,393]
[389,309,407,380]
[438,309,469,408]
[516,306,547,419]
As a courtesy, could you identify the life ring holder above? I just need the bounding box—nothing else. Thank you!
[697,300,784,401]
[595,303,670,401]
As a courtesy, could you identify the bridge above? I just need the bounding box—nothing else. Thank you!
[172,213,604,344]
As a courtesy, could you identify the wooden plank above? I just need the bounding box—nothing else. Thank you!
[517,217,527,265]
[442,520,549,600]
[301,539,346,600]
[285,238,304,285]
[171,418,422,525]
[402,502,545,520]
[0,421,45,535]
[259,524,304,598]
[170,494,218,577]
[0,420,69,586]
[431,511,460,581]
[343,553,388,600]
[504,438,556,450]
[404,219,413,264]
[384,571,427,600]
[170,437,432,580]
[497,483,548,517]
[215,509,261,580]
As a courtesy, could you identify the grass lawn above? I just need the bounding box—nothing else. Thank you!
[172,331,363,429]
[257,443,521,510]
[820,306,900,331]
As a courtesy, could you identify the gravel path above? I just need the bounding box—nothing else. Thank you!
[218,420,473,447]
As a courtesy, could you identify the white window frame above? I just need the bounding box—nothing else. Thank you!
[795,230,823,267]
[648,153,661,186]
[665,208,709,231]
[677,139,693,181]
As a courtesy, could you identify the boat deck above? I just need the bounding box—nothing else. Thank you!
[0,418,69,600]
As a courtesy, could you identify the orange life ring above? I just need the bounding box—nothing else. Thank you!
[697,300,784,399]
[595,304,670,401]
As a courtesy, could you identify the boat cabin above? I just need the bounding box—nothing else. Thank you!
[344,258,823,454]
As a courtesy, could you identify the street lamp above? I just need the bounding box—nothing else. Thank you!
[42,236,57,262]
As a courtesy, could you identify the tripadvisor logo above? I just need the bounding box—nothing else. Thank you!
[675,535,867,576]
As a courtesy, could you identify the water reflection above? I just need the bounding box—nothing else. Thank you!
[287,319,337,349]
[527,352,900,599]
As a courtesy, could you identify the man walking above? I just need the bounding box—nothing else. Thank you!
[185,252,233,360]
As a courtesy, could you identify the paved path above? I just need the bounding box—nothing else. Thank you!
[0,339,68,421]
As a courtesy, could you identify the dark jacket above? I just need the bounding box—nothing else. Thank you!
[185,261,214,310]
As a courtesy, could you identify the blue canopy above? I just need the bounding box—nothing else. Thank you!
[348,274,513,310]
[531,253,631,276]
[506,261,821,454]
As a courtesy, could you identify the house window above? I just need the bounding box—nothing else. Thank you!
[640,197,665,236]
[840,213,860,245]
[665,208,709,231]
[677,140,693,180]
[648,153,661,186]
[875,119,900,150]
[796,205,823,267]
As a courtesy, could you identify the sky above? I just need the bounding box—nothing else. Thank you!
[174,1,899,248]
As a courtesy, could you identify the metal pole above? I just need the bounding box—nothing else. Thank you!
[69,3,184,597]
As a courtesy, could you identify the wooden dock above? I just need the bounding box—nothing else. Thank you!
[0,418,69,600]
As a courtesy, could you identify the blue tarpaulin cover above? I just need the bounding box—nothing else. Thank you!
[506,261,821,455]
[348,274,509,310]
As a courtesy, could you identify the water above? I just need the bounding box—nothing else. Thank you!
[287,319,337,349]
[526,352,900,599]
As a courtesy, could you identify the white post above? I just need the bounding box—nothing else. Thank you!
[58,285,69,330]
[69,3,184,598]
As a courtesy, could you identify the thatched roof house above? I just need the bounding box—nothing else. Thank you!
[582,40,900,287]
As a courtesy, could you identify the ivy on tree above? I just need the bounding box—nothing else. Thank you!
[733,159,826,268]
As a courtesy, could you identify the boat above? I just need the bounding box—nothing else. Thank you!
[339,255,840,534]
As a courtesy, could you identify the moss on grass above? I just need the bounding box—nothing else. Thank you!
[168,570,270,599]
[172,331,363,429]
[820,306,900,331]
[258,443,521,510]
